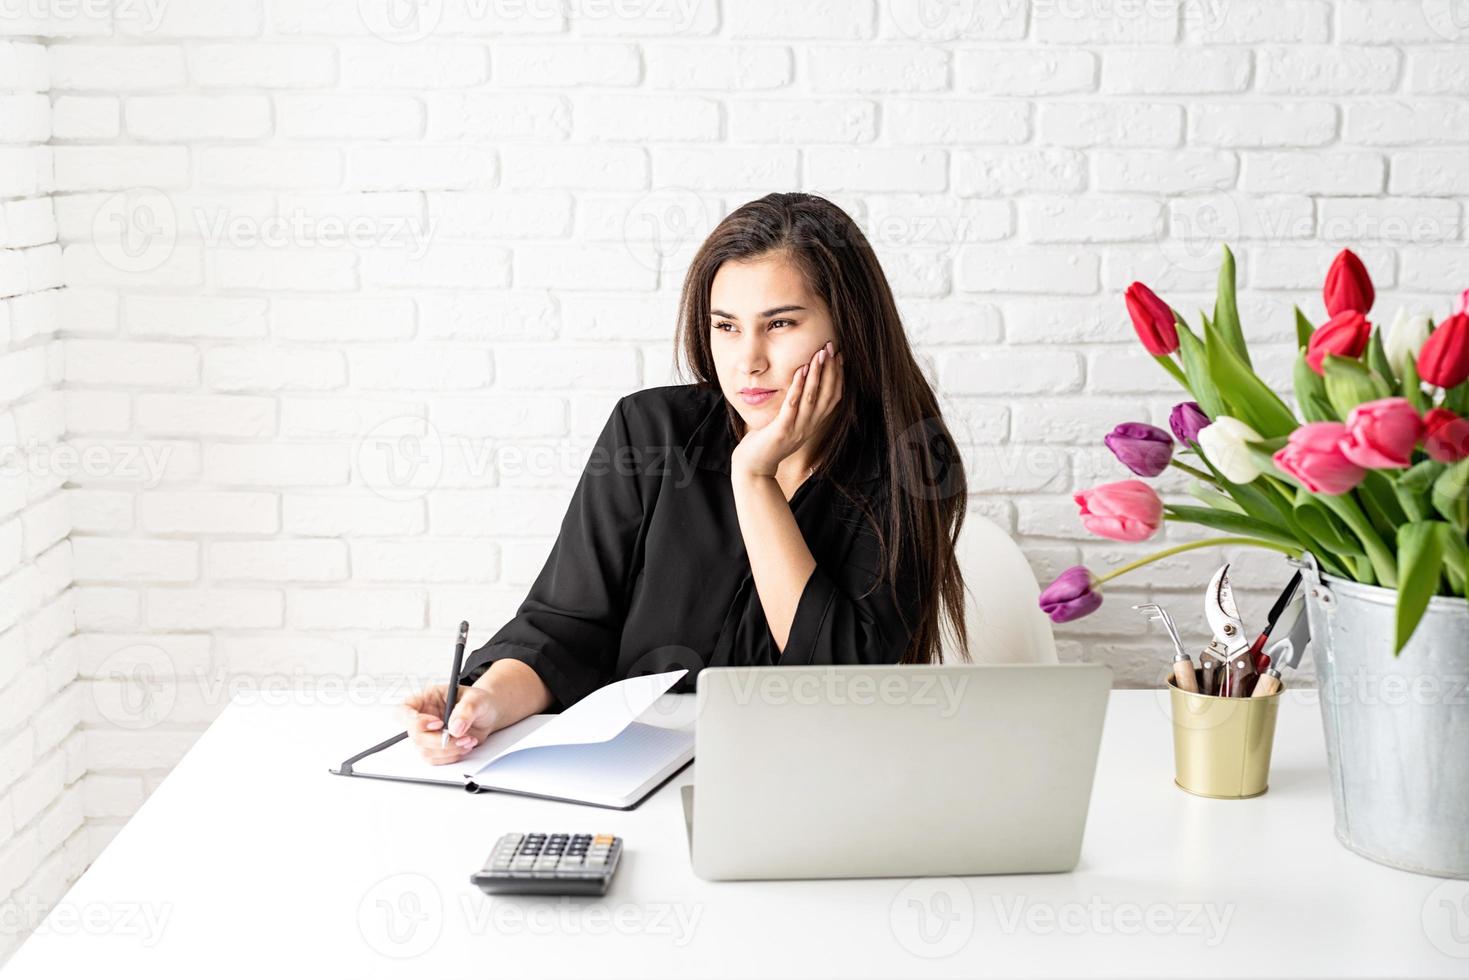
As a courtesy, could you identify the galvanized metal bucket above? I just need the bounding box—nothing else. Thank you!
[1292,551,1469,879]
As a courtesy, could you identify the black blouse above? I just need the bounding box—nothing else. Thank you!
[458,383,922,709]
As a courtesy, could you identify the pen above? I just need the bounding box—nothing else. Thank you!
[441,620,469,749]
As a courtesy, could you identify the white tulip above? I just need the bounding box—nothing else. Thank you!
[1384,307,1432,378]
[1197,416,1264,484]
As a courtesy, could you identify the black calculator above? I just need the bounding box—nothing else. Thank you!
[470,832,623,896]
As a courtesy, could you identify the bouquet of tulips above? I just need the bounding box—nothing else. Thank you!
[1038,246,1469,654]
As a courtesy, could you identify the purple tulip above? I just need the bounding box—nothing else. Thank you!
[1169,401,1210,446]
[1103,422,1174,477]
[1038,566,1102,624]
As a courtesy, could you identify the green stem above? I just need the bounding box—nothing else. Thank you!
[1093,535,1303,587]
[1319,492,1397,588]
[1169,459,1217,483]
[1154,353,1190,392]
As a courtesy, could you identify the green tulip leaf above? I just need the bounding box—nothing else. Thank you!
[1440,525,1469,596]
[1293,349,1337,422]
[1163,504,1299,549]
[1294,305,1315,350]
[1207,318,1299,438]
[1402,356,1430,413]
[1367,327,1398,393]
[1445,381,1469,416]
[1212,245,1251,369]
[1187,481,1247,515]
[1394,521,1446,655]
[1292,487,1365,557]
[1152,351,1190,391]
[1432,458,1469,533]
[1397,460,1446,523]
[1175,318,1227,420]
[1359,471,1408,536]
[1323,354,1390,418]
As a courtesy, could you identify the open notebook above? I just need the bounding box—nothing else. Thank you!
[329,669,692,810]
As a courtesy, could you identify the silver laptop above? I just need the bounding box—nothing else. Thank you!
[682,663,1112,880]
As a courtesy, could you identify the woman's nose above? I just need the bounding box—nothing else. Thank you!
[736,331,768,375]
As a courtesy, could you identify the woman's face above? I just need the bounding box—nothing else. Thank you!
[708,254,837,430]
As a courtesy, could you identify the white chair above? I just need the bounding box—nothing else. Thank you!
[948,511,1059,664]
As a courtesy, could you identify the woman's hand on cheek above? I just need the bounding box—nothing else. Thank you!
[730,341,843,479]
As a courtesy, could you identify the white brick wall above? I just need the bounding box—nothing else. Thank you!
[5,0,1469,962]
[0,36,89,967]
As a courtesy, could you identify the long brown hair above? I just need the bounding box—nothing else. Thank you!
[673,192,970,664]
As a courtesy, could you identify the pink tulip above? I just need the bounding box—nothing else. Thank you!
[1272,422,1367,495]
[1455,288,1469,316]
[1340,397,1423,469]
[1073,480,1164,542]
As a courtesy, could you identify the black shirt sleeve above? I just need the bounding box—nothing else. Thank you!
[721,501,923,667]
[457,395,648,710]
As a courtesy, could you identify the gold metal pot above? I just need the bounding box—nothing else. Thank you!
[1168,675,1283,799]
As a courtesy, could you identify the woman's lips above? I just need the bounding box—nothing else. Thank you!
[739,388,777,406]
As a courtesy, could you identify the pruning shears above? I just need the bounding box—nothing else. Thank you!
[1200,563,1259,697]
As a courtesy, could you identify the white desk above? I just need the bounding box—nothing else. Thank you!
[4,689,1465,979]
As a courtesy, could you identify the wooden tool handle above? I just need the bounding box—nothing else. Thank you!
[1200,663,1217,697]
[1252,673,1282,698]
[1172,660,1199,693]
[1219,653,1259,698]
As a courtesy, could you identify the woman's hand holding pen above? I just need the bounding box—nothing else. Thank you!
[400,659,554,765]
[399,683,498,765]
[730,340,843,479]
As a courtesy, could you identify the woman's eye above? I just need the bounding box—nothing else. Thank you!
[769,319,794,329]
[713,322,735,333]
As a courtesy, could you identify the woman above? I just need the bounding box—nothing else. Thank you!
[401,192,970,764]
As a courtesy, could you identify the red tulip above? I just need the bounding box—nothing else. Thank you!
[1423,407,1469,463]
[1417,313,1469,389]
[1323,248,1375,317]
[1125,282,1178,356]
[1305,310,1372,375]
